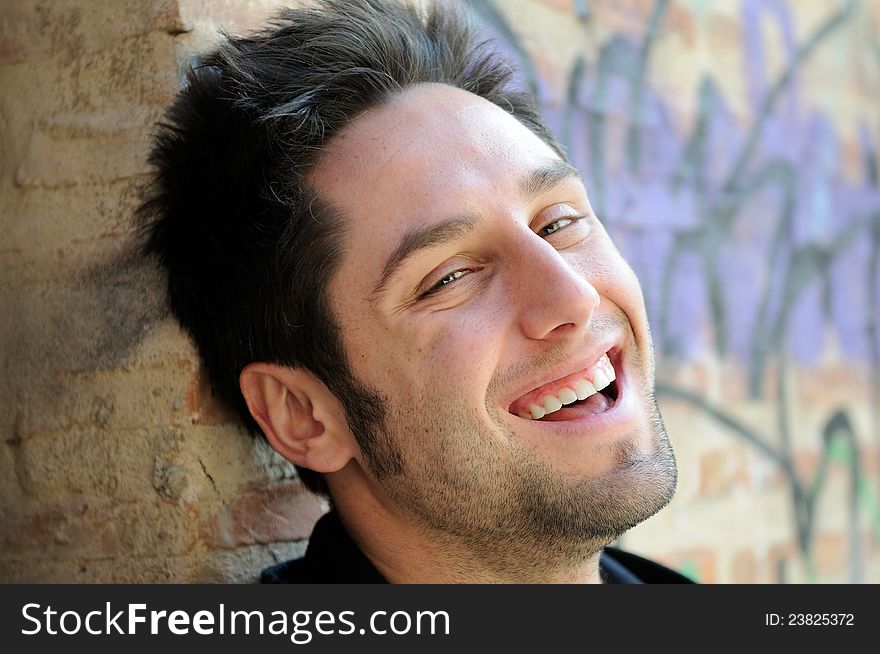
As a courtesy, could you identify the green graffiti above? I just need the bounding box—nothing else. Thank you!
[677,559,701,583]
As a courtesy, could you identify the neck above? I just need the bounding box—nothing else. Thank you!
[327,465,605,584]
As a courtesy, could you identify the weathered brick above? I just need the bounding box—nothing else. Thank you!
[698,446,749,497]
[0,179,143,261]
[1,497,201,561]
[175,0,293,36]
[200,481,327,549]
[794,362,873,408]
[127,319,199,369]
[14,366,191,439]
[197,541,308,583]
[0,434,24,503]
[731,549,759,583]
[810,533,873,582]
[767,541,799,583]
[14,123,155,189]
[16,429,158,500]
[186,363,239,426]
[3,269,166,382]
[0,1,187,66]
[0,539,308,583]
[656,548,717,584]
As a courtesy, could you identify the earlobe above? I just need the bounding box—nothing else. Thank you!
[239,364,357,473]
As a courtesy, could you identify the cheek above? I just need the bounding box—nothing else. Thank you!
[415,303,508,394]
[343,306,503,402]
[572,233,647,314]
[595,256,646,311]
[588,248,655,366]
[431,311,501,367]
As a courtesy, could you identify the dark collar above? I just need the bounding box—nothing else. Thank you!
[261,511,694,584]
[263,510,385,583]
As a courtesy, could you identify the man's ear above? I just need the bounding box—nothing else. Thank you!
[239,363,358,473]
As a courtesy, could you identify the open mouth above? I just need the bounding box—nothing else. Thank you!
[508,350,621,422]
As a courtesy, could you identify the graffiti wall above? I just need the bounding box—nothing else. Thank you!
[469,0,880,582]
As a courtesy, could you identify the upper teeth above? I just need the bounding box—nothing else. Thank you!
[518,354,616,420]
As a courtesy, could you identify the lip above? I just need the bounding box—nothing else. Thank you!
[509,348,635,439]
[503,339,622,414]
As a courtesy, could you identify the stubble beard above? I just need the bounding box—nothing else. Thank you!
[366,369,678,580]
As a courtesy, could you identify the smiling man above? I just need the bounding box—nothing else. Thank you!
[139,0,683,583]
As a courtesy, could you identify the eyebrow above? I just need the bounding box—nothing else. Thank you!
[370,159,583,300]
[518,159,582,202]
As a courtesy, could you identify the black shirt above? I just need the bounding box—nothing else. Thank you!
[261,512,694,584]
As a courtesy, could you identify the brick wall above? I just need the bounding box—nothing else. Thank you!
[0,0,326,583]
[1,0,878,582]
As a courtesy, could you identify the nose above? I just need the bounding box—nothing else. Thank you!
[513,235,600,341]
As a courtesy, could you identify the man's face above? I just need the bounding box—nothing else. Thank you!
[311,83,676,564]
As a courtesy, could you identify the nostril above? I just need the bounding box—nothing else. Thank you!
[547,322,580,337]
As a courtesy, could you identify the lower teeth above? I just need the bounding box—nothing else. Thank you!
[537,391,610,420]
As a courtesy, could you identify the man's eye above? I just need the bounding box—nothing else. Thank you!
[420,269,470,298]
[538,217,574,237]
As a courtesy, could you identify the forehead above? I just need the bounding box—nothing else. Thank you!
[309,83,561,231]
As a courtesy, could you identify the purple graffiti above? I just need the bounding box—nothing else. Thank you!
[524,0,880,365]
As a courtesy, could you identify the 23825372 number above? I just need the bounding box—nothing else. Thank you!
[787,613,854,626]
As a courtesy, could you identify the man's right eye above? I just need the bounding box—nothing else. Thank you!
[419,268,471,298]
